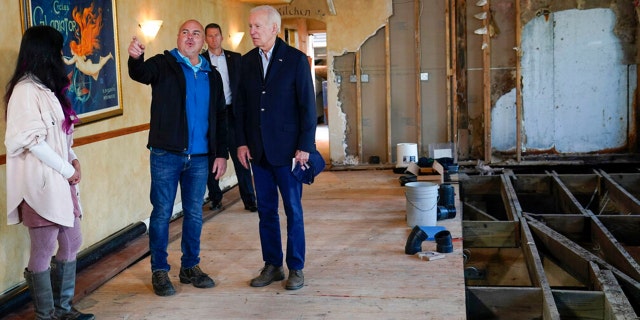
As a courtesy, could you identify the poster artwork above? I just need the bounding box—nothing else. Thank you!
[26,0,122,124]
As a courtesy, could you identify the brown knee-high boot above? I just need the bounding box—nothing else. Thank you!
[24,268,55,320]
[50,260,95,320]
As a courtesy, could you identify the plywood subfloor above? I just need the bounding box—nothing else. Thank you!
[5,170,466,319]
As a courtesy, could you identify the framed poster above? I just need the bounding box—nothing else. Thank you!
[21,0,122,125]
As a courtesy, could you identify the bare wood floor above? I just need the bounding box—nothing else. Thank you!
[7,170,466,319]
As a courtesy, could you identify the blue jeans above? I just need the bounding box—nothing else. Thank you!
[252,161,305,270]
[148,148,209,272]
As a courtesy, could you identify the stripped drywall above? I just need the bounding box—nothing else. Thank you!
[492,8,636,154]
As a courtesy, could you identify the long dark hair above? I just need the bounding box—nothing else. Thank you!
[4,25,79,133]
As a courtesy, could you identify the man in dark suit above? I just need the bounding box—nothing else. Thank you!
[203,23,257,212]
[235,5,317,291]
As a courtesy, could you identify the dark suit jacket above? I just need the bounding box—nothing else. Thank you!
[235,37,317,167]
[203,49,242,156]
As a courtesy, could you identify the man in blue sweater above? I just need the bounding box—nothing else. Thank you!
[128,19,228,296]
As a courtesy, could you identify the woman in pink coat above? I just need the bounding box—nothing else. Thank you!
[4,25,93,320]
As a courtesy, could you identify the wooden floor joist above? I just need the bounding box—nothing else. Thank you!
[466,287,543,319]
[461,169,640,319]
[589,261,638,319]
[527,217,640,313]
[462,202,499,221]
[503,176,561,319]
[549,172,589,214]
[599,170,640,214]
[587,213,640,282]
[462,221,519,248]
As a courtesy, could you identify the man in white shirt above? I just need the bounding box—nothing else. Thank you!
[203,23,257,212]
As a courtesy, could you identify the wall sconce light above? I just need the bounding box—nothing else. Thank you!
[230,32,245,49]
[139,20,163,39]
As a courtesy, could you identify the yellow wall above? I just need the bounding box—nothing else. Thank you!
[0,0,255,294]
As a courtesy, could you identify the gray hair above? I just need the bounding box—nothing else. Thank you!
[251,5,281,32]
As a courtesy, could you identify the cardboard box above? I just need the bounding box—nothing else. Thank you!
[416,160,444,183]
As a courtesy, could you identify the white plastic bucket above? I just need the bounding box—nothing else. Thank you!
[405,182,439,227]
[396,143,418,168]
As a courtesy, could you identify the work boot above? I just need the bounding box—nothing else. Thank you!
[50,260,95,320]
[152,270,176,296]
[250,264,284,287]
[179,265,215,288]
[24,268,55,320]
[285,270,304,290]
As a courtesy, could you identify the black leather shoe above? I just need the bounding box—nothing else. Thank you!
[56,307,95,320]
[244,202,258,212]
[152,270,176,296]
[210,202,222,210]
[285,270,304,290]
[250,264,284,287]
[179,265,215,288]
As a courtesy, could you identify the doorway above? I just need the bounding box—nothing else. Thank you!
[281,17,329,163]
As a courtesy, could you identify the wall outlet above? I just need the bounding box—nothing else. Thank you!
[420,72,429,81]
[348,74,370,82]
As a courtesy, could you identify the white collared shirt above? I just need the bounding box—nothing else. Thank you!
[209,50,232,105]
[260,47,273,78]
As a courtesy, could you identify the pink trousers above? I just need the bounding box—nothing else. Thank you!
[19,185,83,272]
